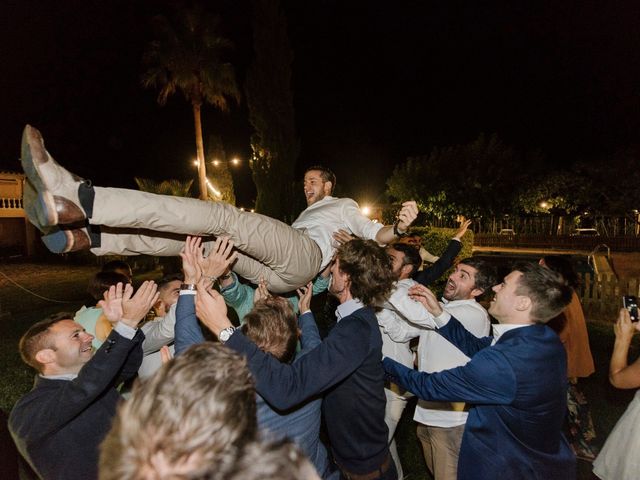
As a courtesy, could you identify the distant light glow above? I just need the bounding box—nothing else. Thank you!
[193,160,199,167]
[239,207,245,211]
[212,159,220,166]
[539,201,549,209]
[205,179,221,198]
[231,157,240,166]
[361,206,371,216]
[250,209,255,213]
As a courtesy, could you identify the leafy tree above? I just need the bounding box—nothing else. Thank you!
[135,178,193,197]
[387,133,533,219]
[141,4,240,200]
[245,0,299,220]
[515,170,593,215]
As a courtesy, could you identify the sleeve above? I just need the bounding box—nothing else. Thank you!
[298,311,322,356]
[174,292,205,355]
[414,239,462,286]
[221,272,254,323]
[386,284,439,329]
[436,316,493,357]
[341,199,384,241]
[383,348,517,405]
[140,304,176,354]
[225,317,372,409]
[377,307,422,343]
[18,329,143,438]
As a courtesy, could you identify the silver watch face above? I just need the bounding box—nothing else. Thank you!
[219,327,235,342]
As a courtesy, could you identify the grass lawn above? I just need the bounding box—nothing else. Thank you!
[1,262,637,479]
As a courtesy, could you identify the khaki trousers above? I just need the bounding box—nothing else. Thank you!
[384,387,409,479]
[416,423,464,480]
[89,187,322,293]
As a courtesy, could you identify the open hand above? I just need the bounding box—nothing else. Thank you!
[180,236,203,284]
[332,229,356,245]
[253,277,270,304]
[121,280,159,329]
[454,219,472,240]
[201,236,238,281]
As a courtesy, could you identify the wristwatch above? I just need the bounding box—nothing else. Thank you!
[180,283,197,291]
[218,326,236,343]
[393,220,407,237]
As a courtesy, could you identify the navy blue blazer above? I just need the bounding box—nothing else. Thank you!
[9,329,143,480]
[384,318,576,480]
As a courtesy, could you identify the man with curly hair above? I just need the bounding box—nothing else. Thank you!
[196,239,398,480]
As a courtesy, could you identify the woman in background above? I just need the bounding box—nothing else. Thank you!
[541,255,597,461]
[593,308,640,479]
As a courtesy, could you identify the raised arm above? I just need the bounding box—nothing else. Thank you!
[375,201,419,245]
[414,219,469,286]
[609,308,640,389]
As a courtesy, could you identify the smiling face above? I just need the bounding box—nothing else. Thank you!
[488,270,527,324]
[43,320,95,375]
[303,170,332,206]
[443,263,482,301]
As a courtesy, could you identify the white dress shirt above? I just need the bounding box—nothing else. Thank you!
[292,196,383,268]
[378,278,490,427]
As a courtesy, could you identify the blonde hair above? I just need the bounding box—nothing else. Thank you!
[99,343,256,480]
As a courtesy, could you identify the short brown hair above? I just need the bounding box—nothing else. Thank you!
[241,297,298,363]
[336,239,395,306]
[514,262,573,323]
[19,312,73,372]
[305,165,336,193]
[87,271,130,301]
[99,343,257,480]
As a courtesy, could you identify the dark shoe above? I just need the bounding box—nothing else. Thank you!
[41,227,91,254]
[20,125,87,226]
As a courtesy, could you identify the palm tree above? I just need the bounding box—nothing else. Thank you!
[134,178,193,197]
[141,4,240,200]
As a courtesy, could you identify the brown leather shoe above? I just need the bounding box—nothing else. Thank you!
[21,125,87,226]
[41,227,91,254]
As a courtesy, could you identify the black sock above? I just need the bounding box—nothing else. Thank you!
[88,224,101,248]
[78,181,95,218]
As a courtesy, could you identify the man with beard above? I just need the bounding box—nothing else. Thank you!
[384,263,576,480]
[20,125,417,293]
[378,257,495,480]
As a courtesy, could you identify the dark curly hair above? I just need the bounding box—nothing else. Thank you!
[335,239,395,306]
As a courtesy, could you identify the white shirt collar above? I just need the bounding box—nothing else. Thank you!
[40,373,78,381]
[491,323,530,345]
[335,298,365,321]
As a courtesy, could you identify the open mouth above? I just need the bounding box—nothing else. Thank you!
[81,346,92,352]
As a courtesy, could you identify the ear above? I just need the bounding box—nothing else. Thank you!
[400,264,413,278]
[469,287,484,299]
[515,295,532,312]
[323,181,333,195]
[35,348,56,366]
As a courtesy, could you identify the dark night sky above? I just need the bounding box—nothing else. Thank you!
[1,0,639,208]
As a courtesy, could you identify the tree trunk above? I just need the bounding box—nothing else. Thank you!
[192,103,208,200]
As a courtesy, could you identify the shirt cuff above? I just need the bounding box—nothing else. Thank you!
[299,310,312,316]
[434,310,451,328]
[452,237,461,242]
[114,322,137,339]
[179,290,197,296]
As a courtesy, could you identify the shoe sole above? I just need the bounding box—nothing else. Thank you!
[21,126,60,226]
[41,228,90,254]
[21,125,86,227]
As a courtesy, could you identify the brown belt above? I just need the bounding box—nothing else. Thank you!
[339,454,392,480]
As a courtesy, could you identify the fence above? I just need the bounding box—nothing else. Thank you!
[579,274,640,320]
[475,234,640,252]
